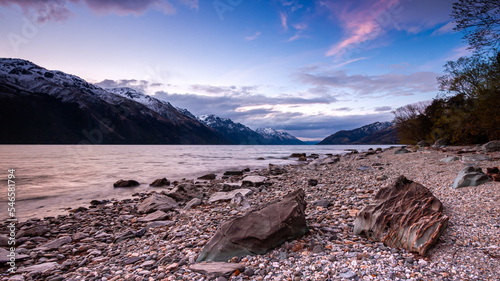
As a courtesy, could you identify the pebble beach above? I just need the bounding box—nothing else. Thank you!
[1,146,500,280]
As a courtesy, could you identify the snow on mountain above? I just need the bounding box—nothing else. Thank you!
[0,58,122,106]
[105,87,191,124]
[256,127,297,140]
[255,127,304,145]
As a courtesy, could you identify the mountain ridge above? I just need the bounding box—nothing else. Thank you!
[318,121,399,145]
[0,58,226,144]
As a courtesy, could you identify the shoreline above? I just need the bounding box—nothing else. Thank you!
[1,146,499,280]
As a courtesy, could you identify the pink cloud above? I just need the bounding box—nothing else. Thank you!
[323,0,454,59]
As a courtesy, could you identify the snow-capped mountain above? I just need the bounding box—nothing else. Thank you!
[197,115,304,145]
[318,121,398,145]
[197,114,264,144]
[0,58,226,144]
[255,127,304,145]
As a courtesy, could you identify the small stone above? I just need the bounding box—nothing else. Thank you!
[338,270,357,279]
[113,179,140,188]
[308,179,318,186]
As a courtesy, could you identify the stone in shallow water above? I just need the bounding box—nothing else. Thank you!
[150,178,170,187]
[452,166,490,189]
[198,189,308,262]
[113,179,140,188]
[354,176,448,255]
[482,140,500,152]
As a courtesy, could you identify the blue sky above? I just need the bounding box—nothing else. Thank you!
[0,0,470,140]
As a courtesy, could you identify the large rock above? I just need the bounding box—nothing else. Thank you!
[269,164,286,175]
[354,176,449,255]
[150,178,170,187]
[138,210,169,222]
[113,179,140,188]
[16,224,49,238]
[208,189,253,204]
[461,154,491,162]
[17,262,58,274]
[197,189,308,262]
[452,166,490,189]
[137,193,178,214]
[483,140,500,152]
[241,175,267,187]
[189,262,245,278]
[165,183,202,202]
[38,236,72,251]
[198,173,216,180]
[440,156,459,163]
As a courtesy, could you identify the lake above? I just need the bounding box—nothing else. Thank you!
[0,144,396,221]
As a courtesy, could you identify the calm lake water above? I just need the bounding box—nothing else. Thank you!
[0,145,395,221]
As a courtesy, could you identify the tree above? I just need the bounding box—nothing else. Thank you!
[452,0,500,53]
[392,102,432,144]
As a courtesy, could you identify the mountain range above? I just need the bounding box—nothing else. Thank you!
[0,58,304,145]
[317,121,399,145]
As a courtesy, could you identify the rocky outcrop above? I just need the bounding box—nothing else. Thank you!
[354,176,449,255]
[482,140,500,152]
[150,178,170,187]
[197,189,308,262]
[452,166,490,189]
[113,179,140,188]
[137,193,178,214]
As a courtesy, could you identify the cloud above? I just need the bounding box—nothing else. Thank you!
[95,79,160,93]
[154,91,390,140]
[432,21,455,36]
[331,57,367,68]
[296,70,439,97]
[374,106,392,112]
[244,31,261,41]
[0,0,198,23]
[280,11,288,31]
[322,0,455,59]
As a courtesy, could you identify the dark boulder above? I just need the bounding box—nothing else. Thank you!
[308,179,318,186]
[113,179,140,188]
[354,176,449,255]
[197,189,308,262]
[482,140,500,152]
[165,182,203,202]
[224,170,244,176]
[487,167,500,182]
[198,173,217,180]
[290,153,306,158]
[269,164,286,175]
[16,224,49,238]
[150,178,170,187]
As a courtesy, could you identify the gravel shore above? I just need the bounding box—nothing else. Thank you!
[1,146,499,280]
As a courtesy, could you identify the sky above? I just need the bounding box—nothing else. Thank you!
[0,0,470,141]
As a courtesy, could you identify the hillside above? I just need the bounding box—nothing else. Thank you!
[318,122,399,145]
